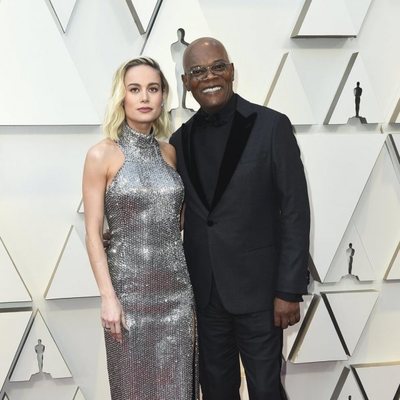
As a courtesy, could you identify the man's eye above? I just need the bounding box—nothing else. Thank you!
[212,63,226,72]
[191,68,205,76]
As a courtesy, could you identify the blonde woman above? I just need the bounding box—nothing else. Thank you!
[83,57,197,399]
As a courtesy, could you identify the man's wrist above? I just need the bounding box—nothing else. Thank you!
[275,291,303,302]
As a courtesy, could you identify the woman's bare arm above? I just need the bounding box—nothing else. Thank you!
[82,141,125,343]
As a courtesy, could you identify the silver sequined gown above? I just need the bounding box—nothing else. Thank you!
[104,124,198,400]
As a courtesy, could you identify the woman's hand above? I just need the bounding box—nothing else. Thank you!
[101,295,127,343]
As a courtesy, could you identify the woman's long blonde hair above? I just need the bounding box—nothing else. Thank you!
[103,57,170,140]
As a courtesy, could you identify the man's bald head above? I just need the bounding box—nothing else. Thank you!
[183,37,230,72]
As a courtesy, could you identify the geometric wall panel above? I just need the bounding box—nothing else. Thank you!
[143,0,212,111]
[73,387,86,400]
[322,290,379,355]
[45,226,99,300]
[0,309,32,391]
[282,294,313,361]
[0,237,31,303]
[331,367,365,400]
[297,134,385,281]
[392,134,400,163]
[49,0,78,33]
[390,97,400,123]
[326,53,383,125]
[353,363,400,400]
[292,0,372,38]
[385,242,400,280]
[77,199,84,214]
[284,361,344,400]
[283,50,351,125]
[6,381,78,400]
[0,0,99,125]
[325,222,375,282]
[10,310,72,381]
[353,143,400,278]
[290,296,348,363]
[265,53,316,125]
[125,0,162,34]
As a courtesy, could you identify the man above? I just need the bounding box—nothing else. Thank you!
[169,37,310,400]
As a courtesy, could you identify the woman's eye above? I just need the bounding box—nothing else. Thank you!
[130,87,139,93]
[149,87,159,93]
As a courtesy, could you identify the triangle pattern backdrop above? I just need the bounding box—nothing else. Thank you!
[0,0,99,125]
[292,0,372,37]
[264,53,315,125]
[73,387,86,400]
[296,134,385,282]
[323,290,379,355]
[49,0,78,33]
[126,0,162,34]
[392,134,400,161]
[77,198,84,214]
[327,53,382,124]
[391,98,400,123]
[0,237,31,303]
[0,310,33,391]
[352,142,400,278]
[6,379,78,400]
[353,363,400,400]
[325,222,375,282]
[10,310,72,382]
[282,50,352,125]
[45,226,99,300]
[291,296,347,363]
[331,367,364,400]
[385,243,400,280]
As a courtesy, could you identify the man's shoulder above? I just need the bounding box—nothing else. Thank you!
[236,95,286,121]
[169,114,196,145]
[169,126,183,146]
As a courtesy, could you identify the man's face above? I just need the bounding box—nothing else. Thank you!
[182,42,234,114]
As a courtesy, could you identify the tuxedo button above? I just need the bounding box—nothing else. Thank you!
[207,220,214,227]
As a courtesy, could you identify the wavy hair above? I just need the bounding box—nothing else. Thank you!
[103,57,170,140]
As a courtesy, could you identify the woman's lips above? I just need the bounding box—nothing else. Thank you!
[137,107,152,112]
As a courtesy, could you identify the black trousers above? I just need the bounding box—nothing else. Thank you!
[197,279,286,400]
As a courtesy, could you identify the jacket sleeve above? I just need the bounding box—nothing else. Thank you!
[271,113,310,295]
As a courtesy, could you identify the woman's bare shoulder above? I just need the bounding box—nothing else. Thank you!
[86,138,120,163]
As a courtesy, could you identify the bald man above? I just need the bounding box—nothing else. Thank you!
[170,37,310,400]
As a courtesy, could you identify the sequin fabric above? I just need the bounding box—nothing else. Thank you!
[104,123,198,400]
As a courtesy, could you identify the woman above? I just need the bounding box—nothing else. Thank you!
[83,57,198,399]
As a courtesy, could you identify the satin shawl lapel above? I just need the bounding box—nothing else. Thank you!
[211,110,257,210]
[181,119,210,211]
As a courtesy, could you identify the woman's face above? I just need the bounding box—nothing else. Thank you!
[123,65,164,133]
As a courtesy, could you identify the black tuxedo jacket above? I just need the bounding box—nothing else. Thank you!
[170,95,310,314]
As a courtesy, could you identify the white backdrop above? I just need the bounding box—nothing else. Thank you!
[1,0,400,399]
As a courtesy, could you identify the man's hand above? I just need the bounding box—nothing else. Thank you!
[274,298,300,329]
[103,230,111,249]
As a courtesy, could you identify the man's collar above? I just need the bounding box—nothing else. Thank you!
[195,94,237,127]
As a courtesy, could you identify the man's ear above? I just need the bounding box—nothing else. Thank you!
[181,74,191,92]
[231,63,235,82]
